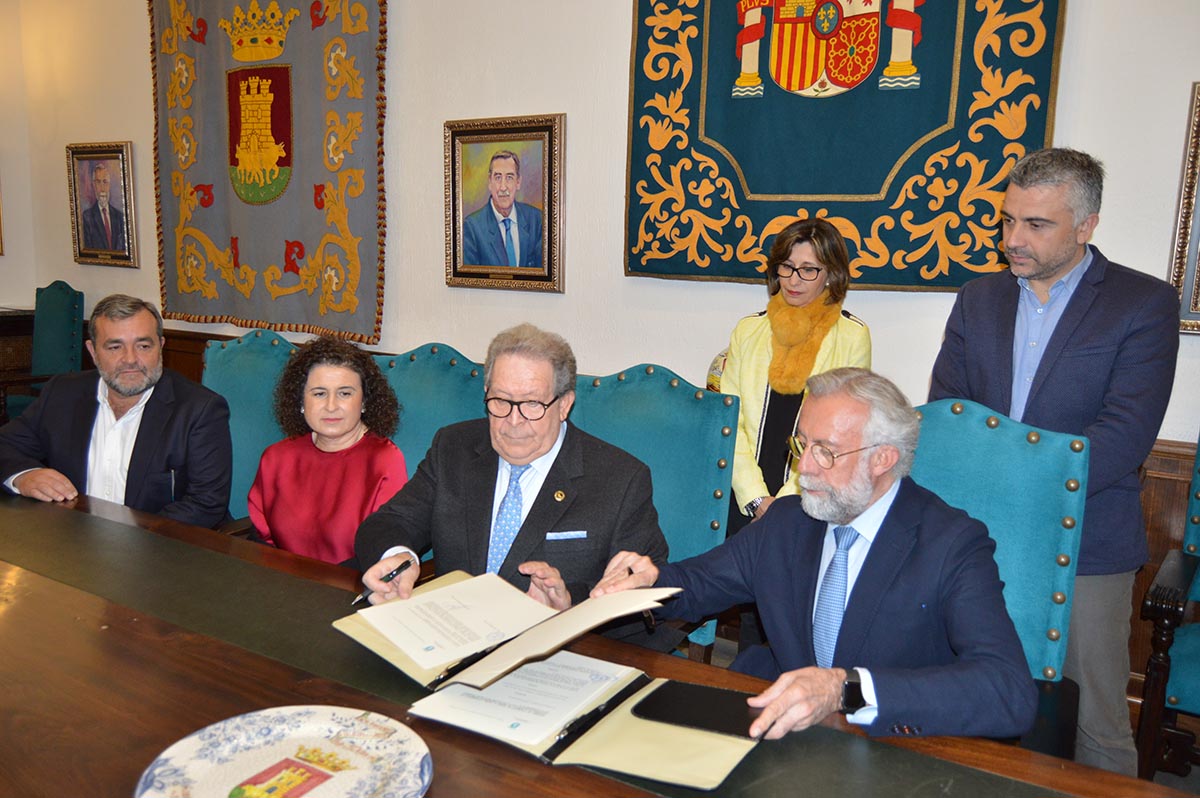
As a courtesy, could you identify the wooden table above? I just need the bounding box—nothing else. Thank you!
[0,496,1185,797]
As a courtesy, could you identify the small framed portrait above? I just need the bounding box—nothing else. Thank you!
[1170,83,1200,333]
[66,141,137,268]
[444,113,564,292]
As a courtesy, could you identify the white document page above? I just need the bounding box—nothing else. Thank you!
[410,650,637,745]
[357,573,557,669]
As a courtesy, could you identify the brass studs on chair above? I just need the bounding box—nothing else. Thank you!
[723,395,734,406]
[1026,431,1040,444]
[721,426,732,437]
[1047,628,1060,641]
[1043,666,1057,680]
[1169,695,1180,706]
[1070,439,1085,452]
[1065,479,1080,492]
[713,489,724,499]
[695,390,705,400]
[1062,517,1076,530]
[255,330,263,337]
[950,402,964,414]
[1052,592,1066,604]
[670,378,679,388]
[592,378,602,387]
[220,341,228,349]
[388,360,396,368]
[430,345,439,354]
[1191,515,1200,526]
[717,458,728,469]
[710,520,721,531]
[986,416,1000,429]
[271,338,279,346]
[645,366,655,375]
[1188,544,1198,554]
[618,372,627,381]
[409,353,417,361]
[449,358,458,366]
[1056,554,1071,567]
[470,369,479,378]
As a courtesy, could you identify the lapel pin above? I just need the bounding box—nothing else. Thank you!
[554,490,565,502]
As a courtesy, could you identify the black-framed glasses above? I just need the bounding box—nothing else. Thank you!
[485,395,561,421]
[788,437,880,470]
[776,263,824,282]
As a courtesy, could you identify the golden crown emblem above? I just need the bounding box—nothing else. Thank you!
[219,0,299,62]
[294,745,354,773]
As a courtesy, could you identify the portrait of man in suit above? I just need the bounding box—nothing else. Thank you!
[79,160,127,252]
[461,149,544,269]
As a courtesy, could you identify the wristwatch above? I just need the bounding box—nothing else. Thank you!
[839,668,866,714]
[744,497,765,516]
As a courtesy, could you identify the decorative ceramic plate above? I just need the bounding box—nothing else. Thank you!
[135,705,432,798]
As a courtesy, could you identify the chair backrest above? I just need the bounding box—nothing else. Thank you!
[571,366,738,648]
[912,398,1088,682]
[32,280,84,376]
[377,344,485,478]
[202,331,294,518]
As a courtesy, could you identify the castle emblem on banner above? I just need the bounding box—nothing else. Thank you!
[733,0,924,98]
[220,1,299,204]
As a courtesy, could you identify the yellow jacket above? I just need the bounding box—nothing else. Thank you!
[722,309,871,513]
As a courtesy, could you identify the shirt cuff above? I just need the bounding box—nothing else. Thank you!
[844,667,879,727]
[380,545,419,565]
[4,468,37,495]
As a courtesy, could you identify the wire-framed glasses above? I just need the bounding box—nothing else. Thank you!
[485,395,561,421]
[788,437,880,470]
[776,263,824,281]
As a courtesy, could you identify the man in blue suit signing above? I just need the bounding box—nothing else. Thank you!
[594,367,1036,740]
[929,148,1180,774]
[462,150,543,268]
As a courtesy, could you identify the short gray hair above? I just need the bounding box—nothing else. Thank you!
[484,323,577,397]
[1007,148,1104,225]
[805,367,920,477]
[89,294,164,341]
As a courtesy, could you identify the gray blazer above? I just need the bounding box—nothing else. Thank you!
[355,418,668,604]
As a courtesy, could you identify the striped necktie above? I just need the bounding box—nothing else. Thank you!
[487,463,530,573]
[812,525,858,668]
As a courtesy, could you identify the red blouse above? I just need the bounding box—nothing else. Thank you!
[247,432,407,564]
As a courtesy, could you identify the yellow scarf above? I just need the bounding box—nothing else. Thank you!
[766,290,843,394]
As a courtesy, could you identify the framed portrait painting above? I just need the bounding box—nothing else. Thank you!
[444,114,564,292]
[66,141,137,268]
[1170,82,1200,333]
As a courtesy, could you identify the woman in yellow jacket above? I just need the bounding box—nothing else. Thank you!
[722,218,871,534]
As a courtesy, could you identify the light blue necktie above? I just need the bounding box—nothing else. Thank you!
[812,525,859,669]
[502,217,518,267]
[487,463,530,573]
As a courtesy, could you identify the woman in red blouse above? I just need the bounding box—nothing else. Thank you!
[248,337,407,565]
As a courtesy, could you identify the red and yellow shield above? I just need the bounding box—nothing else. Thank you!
[769,0,881,97]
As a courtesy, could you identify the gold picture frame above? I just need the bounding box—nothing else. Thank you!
[1169,82,1200,333]
[66,141,137,268]
[444,113,564,292]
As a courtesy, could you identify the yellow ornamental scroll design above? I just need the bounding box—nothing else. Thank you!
[324,37,364,100]
[263,169,364,315]
[324,111,363,171]
[160,0,196,58]
[168,115,197,171]
[632,0,1052,283]
[322,0,369,34]
[170,172,257,299]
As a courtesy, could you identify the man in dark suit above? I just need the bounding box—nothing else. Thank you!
[356,323,667,610]
[0,295,232,529]
[461,150,544,268]
[929,148,1180,774]
[80,161,126,252]
[594,367,1036,740]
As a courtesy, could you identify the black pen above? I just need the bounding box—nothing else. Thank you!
[351,558,413,606]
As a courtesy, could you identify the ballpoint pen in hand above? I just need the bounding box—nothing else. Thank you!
[350,558,414,606]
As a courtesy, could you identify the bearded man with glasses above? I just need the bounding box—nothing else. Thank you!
[355,323,668,616]
[593,367,1035,741]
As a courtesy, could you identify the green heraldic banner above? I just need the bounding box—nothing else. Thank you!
[625,0,1065,289]
[149,0,387,341]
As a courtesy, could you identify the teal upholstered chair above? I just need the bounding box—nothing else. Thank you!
[376,344,485,480]
[1136,426,1200,779]
[202,331,294,519]
[912,398,1088,758]
[571,365,739,659]
[1,281,84,422]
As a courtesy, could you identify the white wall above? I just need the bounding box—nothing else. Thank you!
[4,0,1199,443]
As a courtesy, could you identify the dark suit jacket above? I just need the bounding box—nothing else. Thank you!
[929,247,1180,574]
[462,200,544,268]
[656,479,1037,738]
[0,369,233,528]
[81,203,126,251]
[355,419,668,604]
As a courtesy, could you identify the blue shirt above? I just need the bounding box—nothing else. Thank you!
[1009,247,1093,421]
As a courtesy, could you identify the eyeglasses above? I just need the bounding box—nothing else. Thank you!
[485,395,561,421]
[788,437,880,470]
[776,263,824,282]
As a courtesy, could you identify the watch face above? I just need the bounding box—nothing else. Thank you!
[842,676,866,713]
